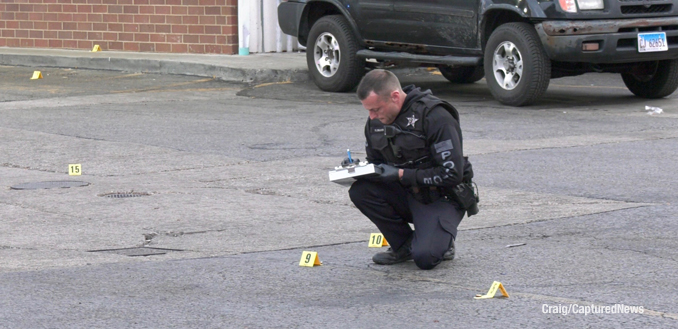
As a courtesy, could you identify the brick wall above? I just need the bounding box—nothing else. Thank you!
[0,0,238,54]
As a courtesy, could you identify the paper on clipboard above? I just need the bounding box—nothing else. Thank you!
[328,162,381,186]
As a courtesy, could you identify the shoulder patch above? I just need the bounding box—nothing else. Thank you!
[434,139,454,153]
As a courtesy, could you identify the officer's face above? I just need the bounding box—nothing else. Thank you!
[362,91,400,124]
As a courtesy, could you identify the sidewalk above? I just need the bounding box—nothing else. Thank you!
[0,47,310,84]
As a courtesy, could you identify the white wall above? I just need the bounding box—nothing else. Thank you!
[238,0,299,54]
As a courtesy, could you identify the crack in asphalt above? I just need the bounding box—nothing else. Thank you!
[1,160,246,177]
[1,162,61,174]
[235,240,365,256]
[310,119,357,148]
[601,245,678,264]
[0,245,37,251]
[472,134,678,156]
[0,200,79,218]
[464,204,656,233]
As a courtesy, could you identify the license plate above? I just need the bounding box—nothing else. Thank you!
[638,32,668,53]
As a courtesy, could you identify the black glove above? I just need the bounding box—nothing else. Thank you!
[341,157,360,167]
[374,164,400,183]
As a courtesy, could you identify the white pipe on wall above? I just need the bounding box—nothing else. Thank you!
[237,0,249,55]
[275,0,283,52]
[238,0,298,53]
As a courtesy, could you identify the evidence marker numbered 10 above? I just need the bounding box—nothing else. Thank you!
[368,233,389,248]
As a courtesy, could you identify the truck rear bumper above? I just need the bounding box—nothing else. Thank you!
[536,17,678,63]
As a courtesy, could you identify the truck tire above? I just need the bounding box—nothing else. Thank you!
[484,22,550,106]
[439,65,485,84]
[306,15,364,92]
[622,59,678,98]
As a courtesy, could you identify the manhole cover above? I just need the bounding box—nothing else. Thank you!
[10,181,90,190]
[88,247,182,257]
[99,192,150,198]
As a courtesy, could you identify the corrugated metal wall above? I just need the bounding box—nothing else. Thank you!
[238,0,300,54]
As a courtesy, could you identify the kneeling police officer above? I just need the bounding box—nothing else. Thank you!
[348,69,477,270]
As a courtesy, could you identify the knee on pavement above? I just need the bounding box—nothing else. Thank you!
[411,247,443,270]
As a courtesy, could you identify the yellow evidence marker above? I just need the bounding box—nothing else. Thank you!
[68,164,82,176]
[299,251,322,267]
[91,44,102,52]
[368,233,389,247]
[30,71,43,80]
[474,281,509,299]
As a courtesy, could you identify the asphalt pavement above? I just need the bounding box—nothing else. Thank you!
[1,49,678,328]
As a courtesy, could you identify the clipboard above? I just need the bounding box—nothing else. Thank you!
[328,162,381,186]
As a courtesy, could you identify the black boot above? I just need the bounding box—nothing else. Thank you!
[443,239,455,261]
[372,238,412,265]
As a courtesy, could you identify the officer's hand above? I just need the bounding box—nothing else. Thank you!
[341,157,360,167]
[375,164,400,183]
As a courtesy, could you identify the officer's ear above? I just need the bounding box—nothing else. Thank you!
[390,90,401,104]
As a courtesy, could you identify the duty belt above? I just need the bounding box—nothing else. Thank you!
[410,186,445,205]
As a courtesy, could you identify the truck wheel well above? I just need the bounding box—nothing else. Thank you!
[482,10,529,50]
[299,2,343,46]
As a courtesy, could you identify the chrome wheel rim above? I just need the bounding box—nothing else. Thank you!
[313,32,340,78]
[492,41,523,91]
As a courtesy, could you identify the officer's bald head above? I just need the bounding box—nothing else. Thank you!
[357,69,403,101]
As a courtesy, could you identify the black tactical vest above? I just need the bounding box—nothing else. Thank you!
[369,94,461,169]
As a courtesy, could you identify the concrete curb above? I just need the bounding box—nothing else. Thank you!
[0,49,435,86]
[0,53,311,84]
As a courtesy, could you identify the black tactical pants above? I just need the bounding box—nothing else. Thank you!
[349,179,465,270]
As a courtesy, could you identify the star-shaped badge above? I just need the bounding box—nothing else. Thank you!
[407,114,418,128]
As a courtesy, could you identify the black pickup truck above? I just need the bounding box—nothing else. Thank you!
[278,0,678,106]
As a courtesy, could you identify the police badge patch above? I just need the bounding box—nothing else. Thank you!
[407,114,418,128]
